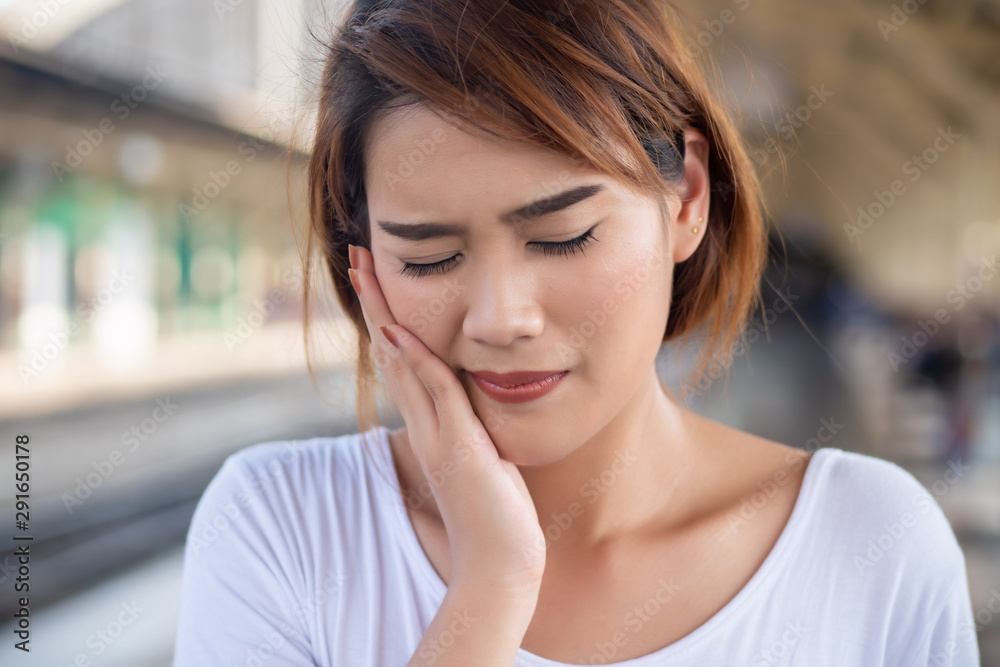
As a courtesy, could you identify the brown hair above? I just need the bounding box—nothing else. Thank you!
[299,0,770,484]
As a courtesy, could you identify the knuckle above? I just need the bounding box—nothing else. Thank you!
[396,327,419,347]
[372,349,392,369]
[424,377,449,402]
[374,347,403,372]
[387,353,408,374]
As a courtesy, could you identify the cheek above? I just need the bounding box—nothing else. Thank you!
[585,242,662,325]
[381,277,428,335]
[541,252,632,360]
[559,240,668,372]
[381,276,460,347]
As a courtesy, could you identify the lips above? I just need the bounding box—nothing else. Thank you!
[467,370,568,387]
[467,369,570,404]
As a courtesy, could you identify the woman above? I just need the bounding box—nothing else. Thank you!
[173,1,979,665]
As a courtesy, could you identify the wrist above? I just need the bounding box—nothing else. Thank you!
[445,580,541,626]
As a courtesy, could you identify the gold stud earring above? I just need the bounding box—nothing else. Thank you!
[692,216,703,234]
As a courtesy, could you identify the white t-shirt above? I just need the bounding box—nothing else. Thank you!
[173,425,980,666]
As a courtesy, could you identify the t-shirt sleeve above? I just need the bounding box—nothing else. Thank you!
[173,449,317,666]
[907,570,980,667]
[836,452,982,666]
[875,462,982,667]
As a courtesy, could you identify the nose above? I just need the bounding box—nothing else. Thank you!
[461,257,544,347]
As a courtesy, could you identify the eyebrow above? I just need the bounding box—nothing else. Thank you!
[376,183,607,242]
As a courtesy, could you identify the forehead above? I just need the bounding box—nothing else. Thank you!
[364,104,615,214]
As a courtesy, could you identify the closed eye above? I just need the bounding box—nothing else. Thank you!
[398,225,600,279]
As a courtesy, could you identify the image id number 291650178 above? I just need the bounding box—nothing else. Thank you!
[13,433,31,653]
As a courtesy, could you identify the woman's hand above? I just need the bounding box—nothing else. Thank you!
[348,244,546,596]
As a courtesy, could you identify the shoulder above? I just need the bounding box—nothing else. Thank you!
[223,427,377,472]
[802,447,967,589]
[807,449,979,662]
[207,428,387,498]
[187,428,390,554]
[819,449,963,555]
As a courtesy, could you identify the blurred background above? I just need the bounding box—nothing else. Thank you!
[0,0,997,664]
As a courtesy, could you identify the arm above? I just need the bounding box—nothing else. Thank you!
[407,584,540,667]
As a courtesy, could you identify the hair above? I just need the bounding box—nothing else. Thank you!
[298,0,772,489]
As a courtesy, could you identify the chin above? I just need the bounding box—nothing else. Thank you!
[488,426,578,468]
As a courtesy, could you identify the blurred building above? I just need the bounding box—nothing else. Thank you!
[0,0,354,421]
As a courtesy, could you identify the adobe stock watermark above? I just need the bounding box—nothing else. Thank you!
[6,0,72,53]
[0,554,16,586]
[853,458,971,575]
[61,397,180,514]
[506,167,591,230]
[224,288,288,352]
[726,415,843,534]
[368,330,518,442]
[520,447,640,559]
[290,570,349,625]
[397,417,516,515]
[178,136,267,223]
[53,600,145,667]
[50,65,171,181]
[214,0,247,20]
[951,587,1000,665]
[387,170,594,338]
[887,255,998,372]
[751,620,809,667]
[236,630,295,667]
[413,609,478,665]
[223,260,320,352]
[748,85,834,168]
[186,442,301,556]
[682,0,752,63]
[248,567,348,660]
[385,126,448,193]
[843,126,960,248]
[682,287,800,400]
[258,106,297,144]
[406,276,468,335]
[554,244,670,364]
[713,178,738,206]
[18,267,136,383]
[588,577,682,664]
[383,82,501,192]
[877,0,928,40]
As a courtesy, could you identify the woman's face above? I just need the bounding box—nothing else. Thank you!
[365,103,693,466]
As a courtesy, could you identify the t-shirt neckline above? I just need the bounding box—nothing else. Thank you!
[371,424,837,665]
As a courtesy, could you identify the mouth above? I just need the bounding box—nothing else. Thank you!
[465,369,570,404]
[466,370,569,386]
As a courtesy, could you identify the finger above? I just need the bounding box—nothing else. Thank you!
[349,252,395,361]
[384,323,496,464]
[350,246,440,458]
[349,247,407,380]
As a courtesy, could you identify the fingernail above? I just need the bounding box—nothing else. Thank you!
[349,268,361,296]
[348,244,358,270]
[380,325,399,349]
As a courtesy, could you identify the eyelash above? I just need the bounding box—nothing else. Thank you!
[398,227,599,278]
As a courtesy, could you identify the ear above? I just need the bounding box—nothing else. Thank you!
[669,127,710,264]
